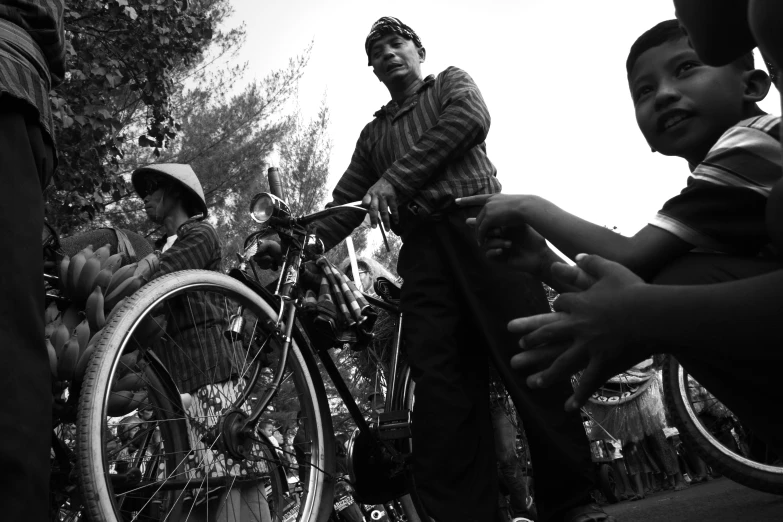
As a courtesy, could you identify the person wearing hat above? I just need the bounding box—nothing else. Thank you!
[310,17,606,522]
[132,164,271,521]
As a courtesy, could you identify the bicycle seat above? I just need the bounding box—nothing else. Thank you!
[374,276,400,305]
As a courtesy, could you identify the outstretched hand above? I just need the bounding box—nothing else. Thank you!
[456,194,549,274]
[508,254,654,412]
[363,178,399,231]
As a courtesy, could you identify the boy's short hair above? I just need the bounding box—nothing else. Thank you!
[626,19,754,77]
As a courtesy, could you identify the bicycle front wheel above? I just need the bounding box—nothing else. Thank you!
[662,356,783,494]
[77,270,335,521]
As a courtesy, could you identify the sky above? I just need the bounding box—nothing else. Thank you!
[222,0,780,236]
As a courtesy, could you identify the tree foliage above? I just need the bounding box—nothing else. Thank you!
[372,230,402,278]
[48,0,238,232]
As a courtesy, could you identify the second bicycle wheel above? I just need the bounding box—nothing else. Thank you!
[663,356,783,494]
[77,270,335,522]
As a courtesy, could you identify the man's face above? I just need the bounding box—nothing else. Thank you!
[630,37,747,164]
[142,177,177,224]
[359,269,373,292]
[369,33,425,89]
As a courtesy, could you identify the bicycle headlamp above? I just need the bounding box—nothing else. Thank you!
[249,193,290,225]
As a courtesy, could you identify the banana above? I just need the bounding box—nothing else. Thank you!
[46,339,58,380]
[75,256,101,302]
[130,390,148,411]
[61,304,81,333]
[74,343,97,382]
[58,255,70,291]
[104,276,142,312]
[93,268,113,292]
[107,390,136,417]
[44,323,56,339]
[92,243,112,268]
[113,372,147,392]
[131,314,167,348]
[105,263,138,296]
[50,323,71,356]
[66,252,87,298]
[86,286,106,332]
[74,319,91,354]
[80,244,94,257]
[45,302,60,324]
[117,350,139,379]
[57,337,80,381]
[105,297,128,324]
[103,253,124,274]
[134,253,160,283]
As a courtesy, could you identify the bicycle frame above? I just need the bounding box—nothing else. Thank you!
[231,199,408,452]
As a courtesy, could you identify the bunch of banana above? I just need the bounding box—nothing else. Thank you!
[107,389,148,417]
[48,315,96,383]
[106,349,149,416]
[59,243,124,306]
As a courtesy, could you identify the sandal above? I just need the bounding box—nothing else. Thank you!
[563,503,618,522]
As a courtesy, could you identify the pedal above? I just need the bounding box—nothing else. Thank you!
[377,410,412,440]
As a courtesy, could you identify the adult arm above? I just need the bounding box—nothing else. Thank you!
[154,221,221,277]
[674,0,755,66]
[381,66,492,202]
[508,254,783,411]
[317,133,378,252]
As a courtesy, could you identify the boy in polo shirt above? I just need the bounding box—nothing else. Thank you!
[460,19,780,286]
[457,18,783,452]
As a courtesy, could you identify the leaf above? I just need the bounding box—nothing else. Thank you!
[124,6,137,20]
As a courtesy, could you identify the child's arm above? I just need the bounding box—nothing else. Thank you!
[458,194,692,280]
[508,254,783,411]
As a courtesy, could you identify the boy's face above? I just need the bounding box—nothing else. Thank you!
[630,37,747,164]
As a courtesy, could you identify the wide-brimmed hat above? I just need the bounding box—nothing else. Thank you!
[132,163,208,217]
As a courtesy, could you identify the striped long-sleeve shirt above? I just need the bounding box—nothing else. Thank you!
[651,114,782,257]
[152,217,244,393]
[319,66,501,250]
[0,0,66,144]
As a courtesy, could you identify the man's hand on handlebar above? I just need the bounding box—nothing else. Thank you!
[252,240,283,271]
[362,178,399,231]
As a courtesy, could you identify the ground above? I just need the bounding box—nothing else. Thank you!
[603,477,783,521]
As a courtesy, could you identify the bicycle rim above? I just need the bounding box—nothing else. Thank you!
[663,356,783,494]
[77,270,335,521]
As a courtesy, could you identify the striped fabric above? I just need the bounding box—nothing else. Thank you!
[319,66,501,250]
[0,0,66,144]
[651,115,782,256]
[152,217,244,393]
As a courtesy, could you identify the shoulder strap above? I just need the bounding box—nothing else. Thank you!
[103,227,137,262]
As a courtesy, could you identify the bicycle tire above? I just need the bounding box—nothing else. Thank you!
[662,355,783,494]
[77,270,335,521]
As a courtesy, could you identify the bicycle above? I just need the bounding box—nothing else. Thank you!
[67,168,428,521]
[661,356,783,494]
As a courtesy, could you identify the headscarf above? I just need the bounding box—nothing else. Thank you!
[364,16,423,65]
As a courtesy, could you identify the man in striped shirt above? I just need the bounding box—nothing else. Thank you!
[460,20,783,454]
[0,2,65,520]
[318,17,602,522]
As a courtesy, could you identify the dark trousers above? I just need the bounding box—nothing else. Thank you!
[0,98,55,521]
[652,253,783,454]
[398,208,594,522]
